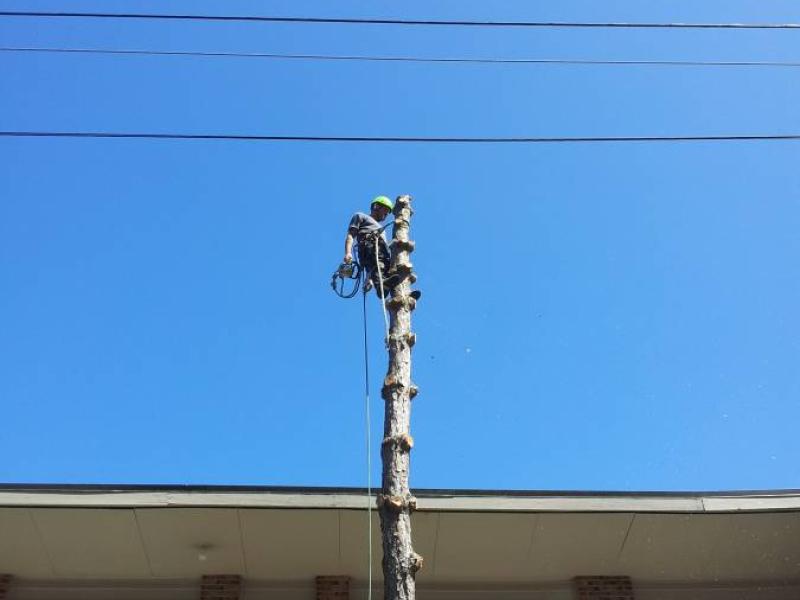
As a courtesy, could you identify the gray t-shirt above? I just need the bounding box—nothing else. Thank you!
[348,212,389,250]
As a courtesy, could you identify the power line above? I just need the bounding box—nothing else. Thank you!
[2,131,799,144]
[4,46,800,68]
[1,11,799,30]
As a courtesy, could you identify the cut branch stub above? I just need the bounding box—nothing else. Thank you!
[381,384,405,401]
[381,374,405,401]
[409,384,419,399]
[386,332,416,347]
[382,433,414,452]
[377,494,418,512]
[393,239,416,252]
[385,296,417,311]
[409,553,424,574]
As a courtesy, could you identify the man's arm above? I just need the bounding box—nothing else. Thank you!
[344,232,355,264]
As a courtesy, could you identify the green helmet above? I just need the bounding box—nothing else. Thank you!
[371,195,394,211]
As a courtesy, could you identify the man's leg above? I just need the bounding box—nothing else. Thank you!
[358,242,377,294]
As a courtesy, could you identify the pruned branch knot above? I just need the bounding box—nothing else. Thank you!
[381,433,414,451]
[377,493,417,512]
[385,331,416,347]
[385,295,417,311]
[409,552,424,574]
[393,239,416,253]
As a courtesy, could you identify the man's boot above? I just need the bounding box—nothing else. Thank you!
[382,272,402,290]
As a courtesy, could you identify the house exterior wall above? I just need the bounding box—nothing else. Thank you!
[7,581,800,600]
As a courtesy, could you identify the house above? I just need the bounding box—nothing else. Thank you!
[1,484,798,599]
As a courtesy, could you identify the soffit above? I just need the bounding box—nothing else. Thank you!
[0,496,797,584]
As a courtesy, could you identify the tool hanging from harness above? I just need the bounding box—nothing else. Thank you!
[330,260,363,299]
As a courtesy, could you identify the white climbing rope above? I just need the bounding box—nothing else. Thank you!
[374,237,391,344]
[363,235,391,600]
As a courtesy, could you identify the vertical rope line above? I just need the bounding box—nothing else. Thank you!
[361,285,373,600]
[374,239,391,343]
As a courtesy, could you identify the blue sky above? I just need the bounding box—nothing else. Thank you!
[1,0,799,491]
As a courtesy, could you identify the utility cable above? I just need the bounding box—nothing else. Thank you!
[4,46,800,68]
[2,131,800,144]
[1,11,799,30]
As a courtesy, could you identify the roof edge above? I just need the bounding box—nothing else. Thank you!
[1,482,798,497]
[1,484,799,513]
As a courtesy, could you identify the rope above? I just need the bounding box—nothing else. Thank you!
[352,231,391,599]
[361,281,373,600]
[374,239,391,344]
[364,234,390,599]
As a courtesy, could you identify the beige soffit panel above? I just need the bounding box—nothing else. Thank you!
[337,510,382,581]
[135,508,245,577]
[239,508,338,580]
[30,508,150,578]
[698,512,800,581]
[407,512,440,584]
[433,512,537,582]
[528,513,634,579]
[620,513,800,581]
[618,513,727,581]
[0,509,53,577]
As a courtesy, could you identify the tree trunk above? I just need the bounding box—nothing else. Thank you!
[379,195,421,600]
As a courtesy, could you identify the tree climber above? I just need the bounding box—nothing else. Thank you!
[344,196,420,300]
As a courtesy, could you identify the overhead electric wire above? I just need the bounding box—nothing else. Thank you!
[4,46,800,68]
[2,131,800,144]
[1,10,799,30]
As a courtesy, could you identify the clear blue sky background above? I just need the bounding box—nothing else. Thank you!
[1,0,799,491]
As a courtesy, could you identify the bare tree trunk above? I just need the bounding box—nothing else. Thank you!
[378,195,422,600]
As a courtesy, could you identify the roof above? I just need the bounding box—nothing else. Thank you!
[1,484,799,590]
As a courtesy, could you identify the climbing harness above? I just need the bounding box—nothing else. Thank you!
[329,221,393,300]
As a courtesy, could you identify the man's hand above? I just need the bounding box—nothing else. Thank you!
[343,253,353,264]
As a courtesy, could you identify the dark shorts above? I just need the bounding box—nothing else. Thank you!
[358,240,391,295]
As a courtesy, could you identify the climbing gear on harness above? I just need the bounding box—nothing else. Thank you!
[330,260,363,299]
[371,195,394,211]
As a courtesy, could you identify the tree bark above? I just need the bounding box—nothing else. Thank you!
[379,195,421,600]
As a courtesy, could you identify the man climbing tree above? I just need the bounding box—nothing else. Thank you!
[344,195,419,300]
[337,194,421,600]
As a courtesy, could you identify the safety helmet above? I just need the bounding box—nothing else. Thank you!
[371,195,394,211]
